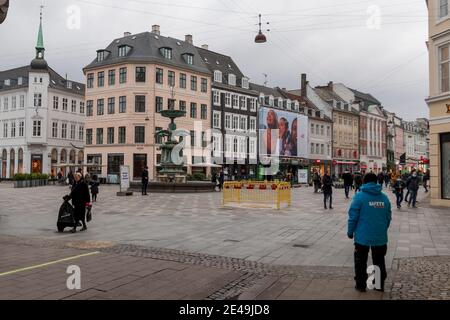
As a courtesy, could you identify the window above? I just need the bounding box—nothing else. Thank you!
[62,98,68,111]
[213,111,221,128]
[108,69,115,85]
[86,129,93,145]
[135,95,146,113]
[97,99,104,115]
[321,144,325,155]
[107,154,124,176]
[3,122,7,138]
[321,125,324,136]
[201,78,208,93]
[135,126,145,144]
[86,100,93,116]
[316,144,320,154]
[225,93,231,107]
[316,125,320,135]
[191,76,197,91]
[242,77,249,89]
[179,100,186,113]
[168,99,175,110]
[440,133,450,199]
[107,127,114,144]
[119,96,126,113]
[183,53,194,65]
[213,90,220,105]
[96,128,104,145]
[71,100,77,113]
[118,127,126,144]
[97,50,107,61]
[160,47,172,59]
[79,126,84,140]
[440,0,448,18]
[225,114,231,129]
[232,94,238,108]
[311,123,314,134]
[190,130,195,147]
[97,71,104,87]
[118,45,131,57]
[119,67,127,83]
[180,73,187,89]
[87,73,94,88]
[80,101,85,114]
[249,117,256,131]
[135,67,146,82]
[31,120,41,137]
[11,122,16,138]
[11,96,16,110]
[156,68,163,84]
[239,96,246,110]
[34,94,42,108]
[70,124,76,140]
[133,154,147,179]
[249,98,257,112]
[53,96,59,110]
[168,71,175,87]
[20,95,24,109]
[156,96,163,112]
[155,127,163,144]
[201,104,207,119]
[190,102,197,118]
[232,115,239,130]
[214,70,222,83]
[439,44,450,93]
[239,116,247,131]
[228,74,236,86]
[62,123,67,139]
[327,126,331,137]
[108,97,115,114]
[18,121,24,137]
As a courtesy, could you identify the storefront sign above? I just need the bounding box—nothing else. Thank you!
[298,169,308,184]
[120,165,130,191]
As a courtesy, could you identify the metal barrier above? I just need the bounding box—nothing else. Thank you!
[222,181,292,209]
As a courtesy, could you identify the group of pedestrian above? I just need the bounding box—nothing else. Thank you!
[211,170,225,191]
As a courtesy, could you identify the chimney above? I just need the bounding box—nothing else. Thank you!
[201,44,209,50]
[328,81,333,89]
[151,25,160,35]
[301,73,307,97]
[185,34,193,45]
[282,87,286,91]
[124,31,131,37]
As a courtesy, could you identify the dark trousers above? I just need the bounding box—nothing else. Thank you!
[354,243,387,290]
[355,185,361,193]
[92,193,97,202]
[314,182,319,193]
[424,181,428,192]
[323,192,332,208]
[395,191,403,207]
[408,189,417,207]
[74,205,86,228]
[142,180,148,195]
[404,189,410,202]
[344,185,351,198]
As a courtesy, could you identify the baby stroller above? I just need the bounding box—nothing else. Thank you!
[57,198,92,232]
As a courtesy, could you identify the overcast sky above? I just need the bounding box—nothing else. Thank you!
[0,0,429,120]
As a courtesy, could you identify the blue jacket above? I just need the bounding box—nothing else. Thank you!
[347,182,392,246]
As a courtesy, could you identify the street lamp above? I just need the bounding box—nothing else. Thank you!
[255,14,269,43]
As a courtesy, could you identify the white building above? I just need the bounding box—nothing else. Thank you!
[0,11,85,179]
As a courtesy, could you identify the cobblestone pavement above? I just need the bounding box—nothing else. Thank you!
[0,182,449,269]
[1,235,448,299]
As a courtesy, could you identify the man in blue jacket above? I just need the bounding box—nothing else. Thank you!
[347,172,392,292]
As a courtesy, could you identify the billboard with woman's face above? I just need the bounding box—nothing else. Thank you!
[258,107,308,158]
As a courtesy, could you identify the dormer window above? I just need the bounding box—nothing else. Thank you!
[278,98,283,108]
[4,79,10,86]
[241,77,249,89]
[344,103,349,111]
[337,101,342,109]
[18,77,23,85]
[214,70,222,83]
[315,111,320,118]
[118,45,132,57]
[228,74,236,86]
[294,102,299,111]
[183,53,194,65]
[269,96,274,106]
[97,50,110,62]
[160,47,172,60]
[66,81,72,89]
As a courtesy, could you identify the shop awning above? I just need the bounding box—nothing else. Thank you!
[335,161,358,165]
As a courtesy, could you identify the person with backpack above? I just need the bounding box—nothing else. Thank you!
[321,171,333,210]
[392,176,406,209]
[407,169,420,208]
[347,172,392,292]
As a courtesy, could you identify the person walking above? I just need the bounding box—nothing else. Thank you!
[354,172,362,194]
[377,171,384,189]
[393,176,406,209]
[407,170,420,208]
[403,172,411,203]
[312,170,321,193]
[347,172,392,292]
[384,171,391,188]
[141,166,149,195]
[321,171,333,209]
[342,170,353,199]
[64,172,91,233]
[90,175,99,202]
[67,170,74,186]
[423,169,430,193]
[219,170,225,191]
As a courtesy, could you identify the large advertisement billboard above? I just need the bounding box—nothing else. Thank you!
[258,107,308,158]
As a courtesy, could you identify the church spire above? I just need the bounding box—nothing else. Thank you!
[30,3,48,70]
[36,5,44,51]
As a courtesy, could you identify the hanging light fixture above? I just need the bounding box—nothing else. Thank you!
[255,14,268,43]
[0,0,9,24]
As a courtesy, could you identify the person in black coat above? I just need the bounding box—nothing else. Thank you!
[90,174,99,202]
[65,172,90,233]
[141,166,149,195]
[321,171,334,210]
[342,170,353,199]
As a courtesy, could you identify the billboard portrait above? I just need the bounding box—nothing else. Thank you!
[258,107,308,158]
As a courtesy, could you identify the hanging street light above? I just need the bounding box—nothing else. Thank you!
[255,14,269,43]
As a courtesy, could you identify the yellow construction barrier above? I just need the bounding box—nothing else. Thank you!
[222,181,292,209]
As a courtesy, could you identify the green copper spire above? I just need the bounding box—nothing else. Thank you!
[36,6,44,50]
